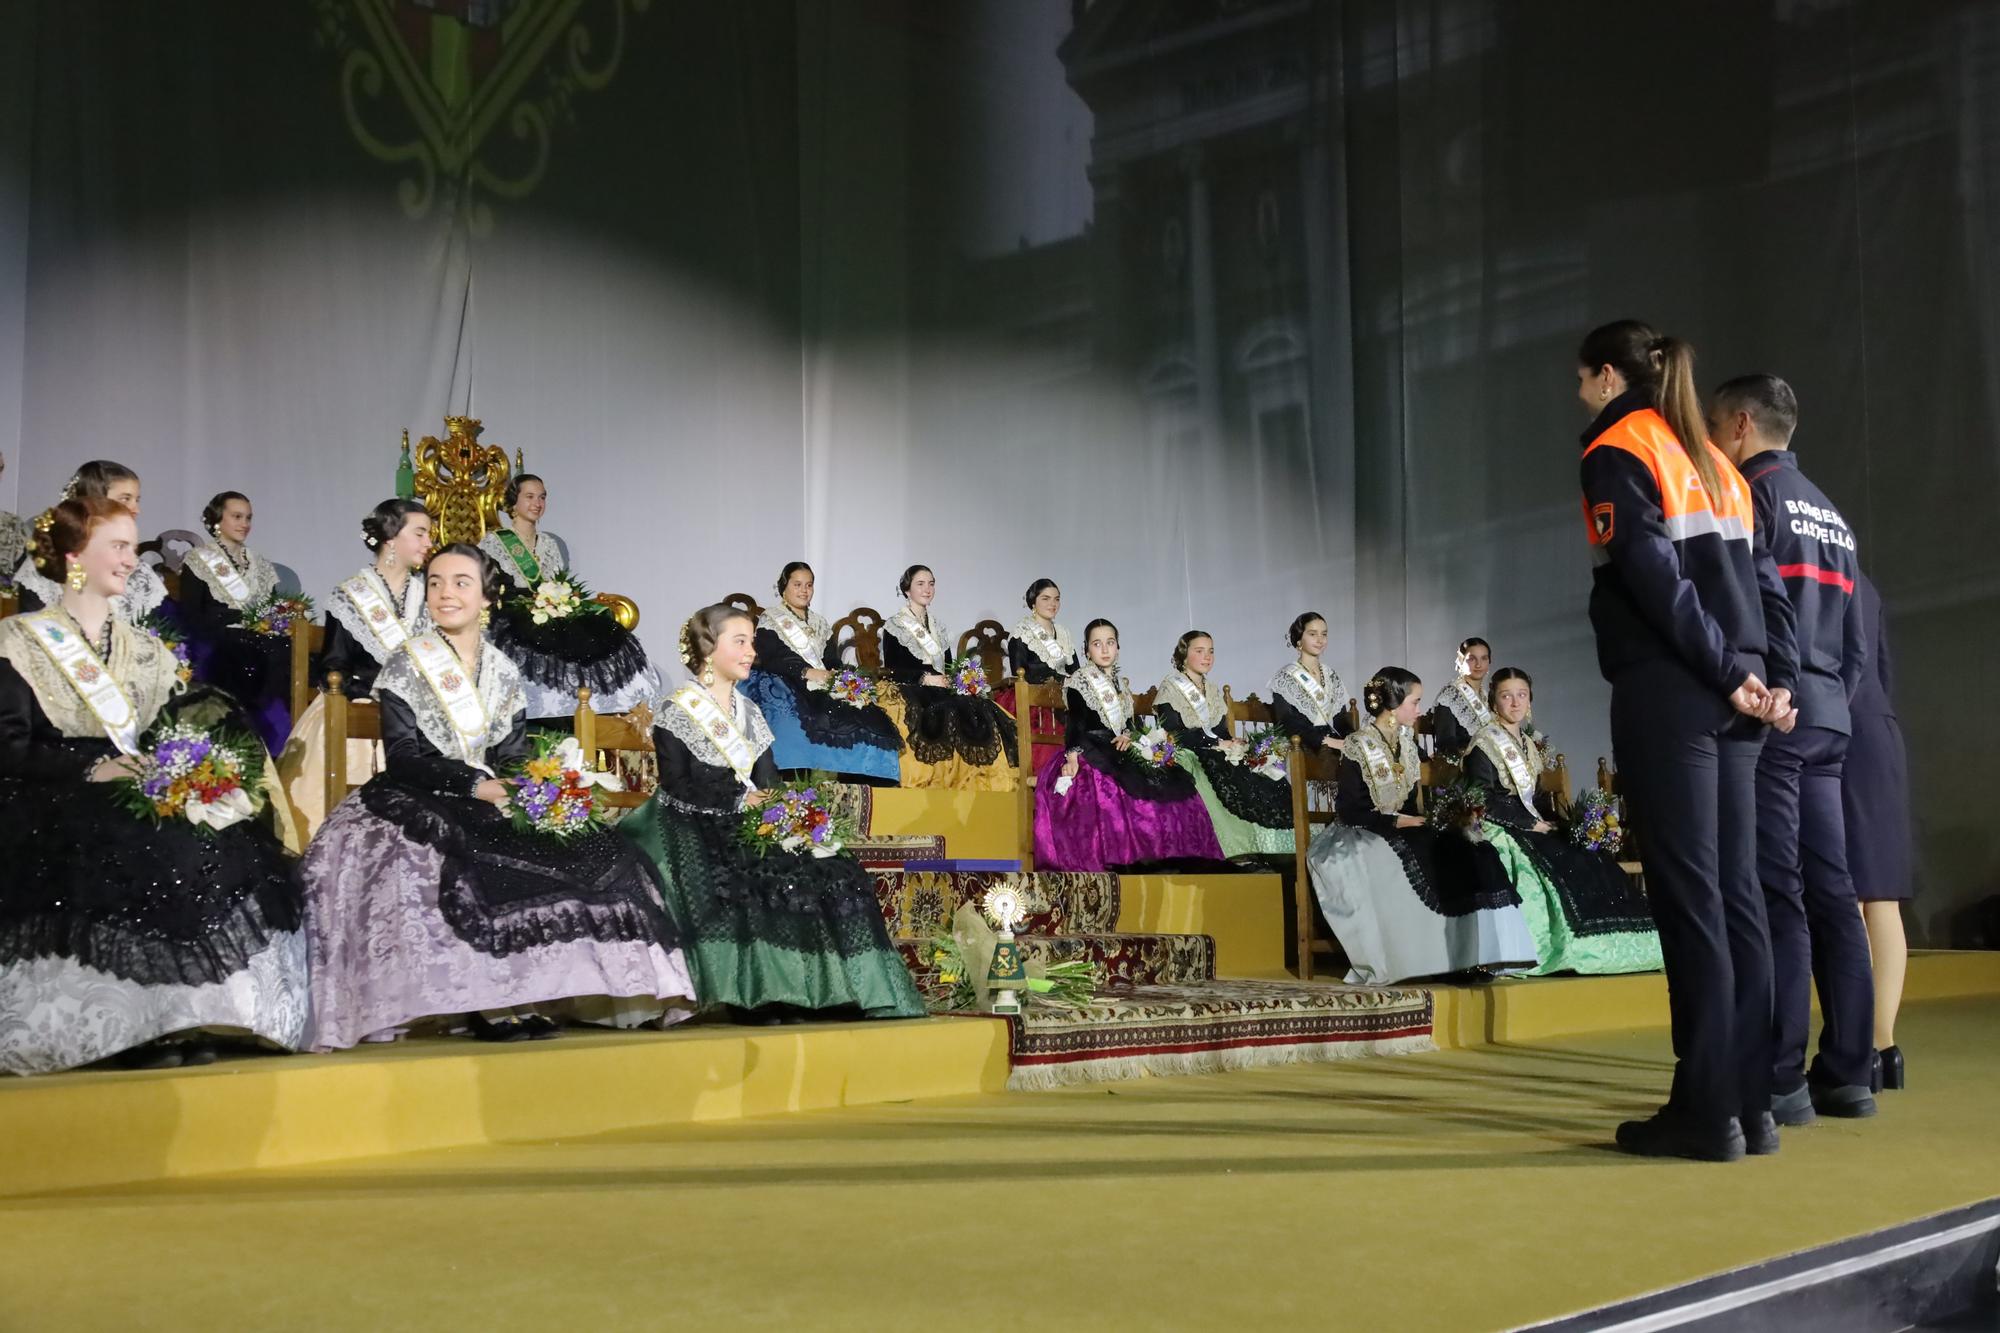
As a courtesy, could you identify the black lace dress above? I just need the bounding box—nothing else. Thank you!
[477,527,661,721]
[878,610,1017,789]
[740,610,901,782]
[1155,680,1293,858]
[177,544,294,753]
[617,688,925,1018]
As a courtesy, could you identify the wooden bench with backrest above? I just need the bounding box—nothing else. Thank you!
[1596,755,1645,884]
[956,619,1007,686]
[320,671,384,814]
[1011,677,1068,869]
[1228,685,1344,981]
[829,606,885,674]
[573,689,658,811]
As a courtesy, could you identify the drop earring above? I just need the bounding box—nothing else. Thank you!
[66,561,86,592]
[701,662,716,687]
[478,608,492,630]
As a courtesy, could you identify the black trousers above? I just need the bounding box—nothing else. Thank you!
[1611,662,1770,1130]
[1756,723,1876,1090]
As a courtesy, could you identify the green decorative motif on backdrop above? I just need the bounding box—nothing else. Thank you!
[313,0,649,233]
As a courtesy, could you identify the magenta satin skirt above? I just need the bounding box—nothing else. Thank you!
[1031,751,1224,872]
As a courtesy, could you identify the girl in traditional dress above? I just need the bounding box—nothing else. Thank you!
[1465,668,1662,975]
[1032,618,1223,871]
[298,543,693,1048]
[999,578,1077,776]
[0,451,29,585]
[11,460,171,624]
[619,604,925,1022]
[740,561,901,782]
[1155,630,1293,859]
[1268,611,1353,753]
[177,491,293,752]
[0,498,308,1073]
[876,564,1017,790]
[277,499,433,837]
[477,473,661,721]
[1429,636,1493,760]
[1305,667,1538,984]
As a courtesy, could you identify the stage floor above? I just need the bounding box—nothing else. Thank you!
[4,994,1995,1331]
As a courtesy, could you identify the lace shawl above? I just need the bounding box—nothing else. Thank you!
[0,612,181,739]
[1344,724,1421,816]
[885,607,950,672]
[1437,677,1492,737]
[325,566,429,666]
[372,636,525,766]
[1472,720,1542,802]
[757,607,832,666]
[1009,616,1075,671]
[1066,662,1133,731]
[1154,670,1223,730]
[183,541,279,609]
[657,687,776,768]
[11,558,168,624]
[477,528,567,586]
[1268,661,1349,726]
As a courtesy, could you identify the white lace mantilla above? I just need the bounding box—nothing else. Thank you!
[1472,720,1543,802]
[1345,724,1421,816]
[1437,678,1493,736]
[885,608,950,672]
[1066,663,1132,731]
[184,541,279,610]
[0,512,28,576]
[1269,661,1349,727]
[478,527,566,587]
[1009,615,1075,672]
[0,612,181,739]
[11,557,169,624]
[758,607,831,666]
[326,566,429,666]
[1155,670,1223,730]
[373,638,524,765]
[657,687,775,770]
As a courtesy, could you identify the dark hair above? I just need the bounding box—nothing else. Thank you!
[1287,612,1326,648]
[1361,666,1421,717]
[1083,618,1119,652]
[680,602,755,673]
[1458,636,1490,657]
[424,541,507,606]
[1578,320,1721,501]
[898,564,933,597]
[202,491,249,537]
[1711,373,1799,447]
[1024,578,1059,609]
[362,498,429,550]
[503,472,545,513]
[30,497,133,578]
[1173,629,1212,671]
[1487,666,1533,708]
[775,561,814,597]
[64,459,140,500]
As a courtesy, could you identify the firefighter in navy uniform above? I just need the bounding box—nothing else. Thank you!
[1575,321,1800,1163]
[1711,373,1877,1124]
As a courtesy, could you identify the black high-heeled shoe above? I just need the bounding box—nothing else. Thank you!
[1879,1045,1905,1091]
[467,1013,534,1042]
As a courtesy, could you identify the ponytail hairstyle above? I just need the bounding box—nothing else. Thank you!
[1486,666,1533,709]
[1024,577,1058,610]
[423,542,507,606]
[680,602,754,673]
[1577,320,1722,501]
[1287,612,1326,649]
[29,496,132,578]
[1173,629,1212,672]
[503,472,544,514]
[362,498,429,550]
[1361,666,1421,719]
[202,490,249,539]
[897,564,933,598]
[63,459,140,501]
[775,560,814,598]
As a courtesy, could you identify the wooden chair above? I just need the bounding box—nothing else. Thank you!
[1538,751,1574,822]
[957,619,1006,684]
[290,622,326,723]
[321,672,383,813]
[1011,677,1067,870]
[1128,682,1156,725]
[721,592,765,622]
[0,588,17,622]
[1229,686,1342,980]
[1343,698,1361,734]
[573,689,658,811]
[1596,756,1645,883]
[830,606,885,673]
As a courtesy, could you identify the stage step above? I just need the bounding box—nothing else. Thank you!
[894,930,1217,991]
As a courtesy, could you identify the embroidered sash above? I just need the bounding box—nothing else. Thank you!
[1439,678,1492,735]
[768,609,824,663]
[1011,616,1073,670]
[1475,723,1540,802]
[495,529,542,585]
[1073,665,1128,731]
[894,608,947,670]
[1287,662,1333,725]
[1347,725,1417,816]
[188,546,254,609]
[22,610,141,755]
[407,634,489,763]
[1167,671,1216,728]
[341,572,413,657]
[671,685,759,790]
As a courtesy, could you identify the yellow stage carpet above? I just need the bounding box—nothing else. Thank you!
[5,993,1995,1331]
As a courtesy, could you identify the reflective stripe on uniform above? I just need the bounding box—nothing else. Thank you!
[1581,407,1755,548]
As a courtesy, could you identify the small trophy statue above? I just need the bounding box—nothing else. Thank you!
[982,885,1028,1015]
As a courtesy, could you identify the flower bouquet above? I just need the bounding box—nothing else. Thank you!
[242,592,315,637]
[925,905,1096,1012]
[1523,722,1555,767]
[1222,726,1288,782]
[739,779,857,859]
[944,654,990,698]
[520,572,611,625]
[138,611,194,685]
[111,720,266,834]
[1568,788,1625,856]
[1426,777,1489,843]
[809,666,878,709]
[1120,722,1179,773]
[505,734,621,841]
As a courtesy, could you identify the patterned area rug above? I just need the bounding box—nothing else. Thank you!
[822,784,949,867]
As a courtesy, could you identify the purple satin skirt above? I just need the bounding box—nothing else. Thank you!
[1031,751,1224,872]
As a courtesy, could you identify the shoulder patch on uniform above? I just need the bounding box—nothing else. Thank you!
[1590,502,1615,545]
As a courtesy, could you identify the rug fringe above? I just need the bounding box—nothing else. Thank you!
[1004,1033,1436,1091]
